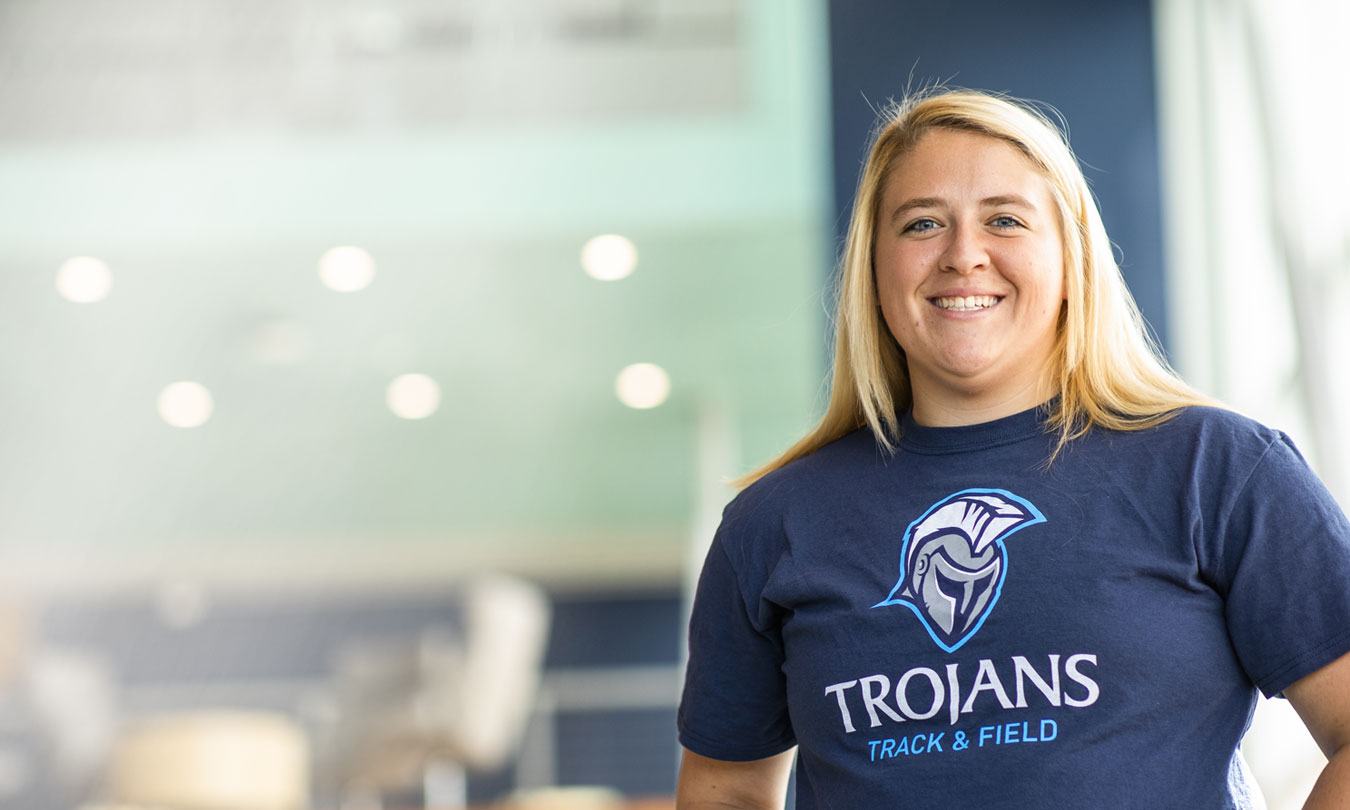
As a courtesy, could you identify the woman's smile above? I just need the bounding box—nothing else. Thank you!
[930,293,1002,312]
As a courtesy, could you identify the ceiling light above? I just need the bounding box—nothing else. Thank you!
[55,256,113,303]
[615,363,670,409]
[318,246,376,292]
[157,381,214,428]
[581,234,637,280]
[387,373,441,420]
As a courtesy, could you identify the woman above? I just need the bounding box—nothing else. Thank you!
[676,89,1350,808]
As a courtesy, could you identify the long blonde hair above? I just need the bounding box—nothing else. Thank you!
[737,88,1212,488]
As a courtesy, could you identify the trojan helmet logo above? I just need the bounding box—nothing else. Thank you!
[874,489,1045,652]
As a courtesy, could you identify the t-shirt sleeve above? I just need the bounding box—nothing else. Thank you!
[1221,433,1350,697]
[678,527,797,761]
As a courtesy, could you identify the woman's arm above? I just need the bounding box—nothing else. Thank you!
[1284,649,1350,809]
[675,747,796,810]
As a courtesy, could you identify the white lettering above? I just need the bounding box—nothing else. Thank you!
[945,663,961,726]
[961,658,1014,714]
[860,674,904,727]
[894,667,944,721]
[1063,654,1100,707]
[826,653,1100,731]
[1012,654,1061,708]
[824,679,859,733]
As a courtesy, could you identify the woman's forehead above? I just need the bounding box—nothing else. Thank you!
[880,130,1054,209]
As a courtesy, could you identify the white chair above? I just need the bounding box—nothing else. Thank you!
[329,575,551,809]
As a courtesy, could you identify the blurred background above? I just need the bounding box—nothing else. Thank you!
[0,0,1345,808]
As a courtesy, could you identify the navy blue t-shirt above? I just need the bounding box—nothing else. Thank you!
[678,405,1350,808]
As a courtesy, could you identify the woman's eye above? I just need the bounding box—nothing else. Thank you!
[991,215,1023,229]
[904,218,938,233]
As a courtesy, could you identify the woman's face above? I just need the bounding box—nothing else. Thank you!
[873,128,1066,423]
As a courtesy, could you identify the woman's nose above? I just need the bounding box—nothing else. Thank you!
[939,223,989,275]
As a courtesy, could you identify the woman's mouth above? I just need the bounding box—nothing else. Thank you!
[931,295,1001,312]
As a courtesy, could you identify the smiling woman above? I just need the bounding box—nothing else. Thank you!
[675,88,1350,810]
[740,89,1217,477]
[873,129,1066,426]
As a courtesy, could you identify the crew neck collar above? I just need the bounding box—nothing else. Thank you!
[899,401,1051,455]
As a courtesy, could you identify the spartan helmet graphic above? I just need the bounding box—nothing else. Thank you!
[874,490,1045,652]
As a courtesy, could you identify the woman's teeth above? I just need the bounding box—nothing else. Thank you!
[934,295,999,311]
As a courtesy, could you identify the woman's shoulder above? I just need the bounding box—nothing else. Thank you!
[1092,404,1300,482]
[1120,404,1287,448]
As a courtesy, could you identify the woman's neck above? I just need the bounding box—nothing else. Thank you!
[909,377,1054,427]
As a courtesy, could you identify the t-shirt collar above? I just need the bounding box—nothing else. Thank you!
[898,400,1052,455]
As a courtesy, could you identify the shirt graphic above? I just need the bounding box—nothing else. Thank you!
[874,489,1046,652]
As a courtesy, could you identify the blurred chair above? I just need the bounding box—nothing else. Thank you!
[24,645,119,803]
[102,710,308,810]
[327,575,551,809]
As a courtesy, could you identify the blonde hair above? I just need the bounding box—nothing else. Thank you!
[737,88,1212,487]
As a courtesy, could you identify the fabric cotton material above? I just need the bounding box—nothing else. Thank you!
[678,405,1350,809]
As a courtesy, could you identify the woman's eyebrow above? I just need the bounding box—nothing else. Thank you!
[887,194,1037,227]
[888,197,945,226]
[980,194,1036,209]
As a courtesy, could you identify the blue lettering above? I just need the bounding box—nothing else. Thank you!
[870,720,1055,761]
[910,733,927,754]
[973,718,1062,748]
[868,732,957,760]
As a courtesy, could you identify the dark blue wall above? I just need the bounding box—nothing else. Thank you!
[828,0,1169,349]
